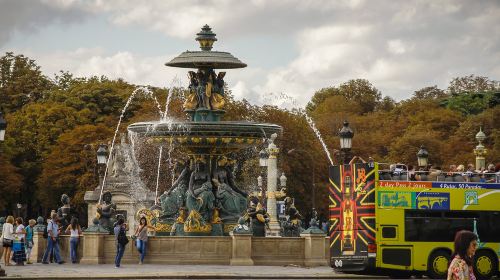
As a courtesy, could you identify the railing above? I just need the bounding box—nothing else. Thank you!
[378,169,499,183]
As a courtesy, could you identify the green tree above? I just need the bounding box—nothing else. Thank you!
[0,52,53,112]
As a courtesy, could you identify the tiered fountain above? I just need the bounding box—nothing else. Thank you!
[128,25,282,236]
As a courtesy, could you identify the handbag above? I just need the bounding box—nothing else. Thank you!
[3,238,13,247]
[117,228,129,246]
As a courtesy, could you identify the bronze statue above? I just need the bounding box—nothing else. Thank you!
[210,71,226,110]
[97,191,117,233]
[246,196,270,237]
[186,158,215,222]
[280,197,303,237]
[56,194,72,230]
[184,71,199,110]
[158,160,191,222]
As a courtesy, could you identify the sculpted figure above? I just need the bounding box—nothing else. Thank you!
[246,196,269,237]
[280,197,303,237]
[210,71,226,110]
[196,69,210,109]
[97,191,117,233]
[184,71,199,110]
[212,157,247,222]
[57,194,72,230]
[158,160,191,222]
[186,158,215,222]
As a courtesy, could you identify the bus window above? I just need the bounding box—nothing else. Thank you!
[382,226,397,239]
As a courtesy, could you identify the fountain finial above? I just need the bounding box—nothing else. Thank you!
[196,24,217,51]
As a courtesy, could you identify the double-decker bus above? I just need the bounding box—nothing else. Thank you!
[329,162,500,279]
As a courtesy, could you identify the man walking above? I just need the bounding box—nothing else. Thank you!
[42,213,64,264]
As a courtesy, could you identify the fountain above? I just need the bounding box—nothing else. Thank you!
[128,25,282,236]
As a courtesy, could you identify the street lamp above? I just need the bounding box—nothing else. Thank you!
[416,145,429,168]
[288,148,316,209]
[96,144,108,165]
[0,109,7,142]
[259,148,269,167]
[280,172,287,188]
[339,120,354,164]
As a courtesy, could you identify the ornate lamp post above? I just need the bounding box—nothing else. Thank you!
[280,172,287,188]
[338,120,354,164]
[96,144,108,186]
[416,145,429,168]
[259,148,269,167]
[264,133,281,236]
[0,109,6,142]
[474,127,487,171]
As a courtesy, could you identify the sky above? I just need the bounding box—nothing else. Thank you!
[1,0,499,107]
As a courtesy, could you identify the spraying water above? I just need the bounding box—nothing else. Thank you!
[263,92,335,166]
[162,76,182,121]
[98,86,163,204]
[154,145,164,205]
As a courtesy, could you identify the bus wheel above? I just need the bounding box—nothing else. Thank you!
[427,250,450,279]
[474,250,498,280]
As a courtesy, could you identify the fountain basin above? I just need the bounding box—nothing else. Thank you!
[128,120,282,154]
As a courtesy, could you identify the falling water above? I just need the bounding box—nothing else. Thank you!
[162,76,182,121]
[154,145,163,205]
[304,114,334,166]
[98,87,164,204]
[263,92,335,166]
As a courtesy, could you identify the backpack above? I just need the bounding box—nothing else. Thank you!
[117,227,129,246]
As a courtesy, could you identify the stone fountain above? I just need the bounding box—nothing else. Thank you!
[128,25,282,236]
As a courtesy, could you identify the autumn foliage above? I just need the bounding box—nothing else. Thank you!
[0,52,498,221]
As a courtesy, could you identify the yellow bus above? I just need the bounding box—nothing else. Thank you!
[329,162,500,279]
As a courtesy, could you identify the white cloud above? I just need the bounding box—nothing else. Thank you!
[1,0,499,108]
[17,48,187,88]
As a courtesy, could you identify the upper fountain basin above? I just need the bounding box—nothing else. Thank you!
[127,120,282,154]
[165,51,247,69]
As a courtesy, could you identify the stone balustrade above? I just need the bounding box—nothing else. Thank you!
[1,233,330,266]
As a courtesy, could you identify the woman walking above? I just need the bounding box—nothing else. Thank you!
[447,230,478,280]
[65,218,82,264]
[1,216,15,266]
[134,217,155,264]
[25,219,35,264]
[12,217,27,266]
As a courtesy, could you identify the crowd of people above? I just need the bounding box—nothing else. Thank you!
[1,212,154,268]
[382,162,500,183]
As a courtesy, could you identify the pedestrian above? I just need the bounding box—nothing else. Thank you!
[134,216,155,264]
[25,219,35,264]
[1,216,15,266]
[42,212,64,264]
[447,230,478,280]
[114,217,128,268]
[12,217,27,266]
[65,217,82,264]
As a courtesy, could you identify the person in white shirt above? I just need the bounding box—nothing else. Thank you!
[65,217,82,264]
[1,216,15,266]
[12,217,26,265]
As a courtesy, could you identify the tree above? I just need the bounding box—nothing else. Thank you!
[413,86,447,100]
[306,79,382,114]
[37,124,113,213]
[448,75,499,95]
[0,52,53,112]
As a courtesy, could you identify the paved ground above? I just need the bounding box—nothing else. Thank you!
[0,263,387,279]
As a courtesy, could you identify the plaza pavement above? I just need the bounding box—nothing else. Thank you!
[0,264,387,279]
